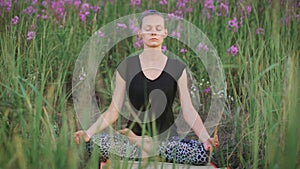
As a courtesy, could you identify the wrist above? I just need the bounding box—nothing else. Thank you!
[198,134,210,142]
[85,130,92,140]
[198,136,210,143]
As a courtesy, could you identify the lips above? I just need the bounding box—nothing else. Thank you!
[150,38,158,41]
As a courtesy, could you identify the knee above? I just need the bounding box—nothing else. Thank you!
[193,144,210,165]
[194,152,209,165]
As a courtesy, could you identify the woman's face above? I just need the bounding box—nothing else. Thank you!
[139,15,167,49]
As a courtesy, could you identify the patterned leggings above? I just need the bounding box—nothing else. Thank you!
[86,133,210,165]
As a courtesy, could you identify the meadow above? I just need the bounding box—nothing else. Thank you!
[0,0,299,168]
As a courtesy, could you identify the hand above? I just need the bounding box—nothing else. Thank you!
[118,128,152,154]
[74,130,91,144]
[118,128,139,143]
[203,135,219,151]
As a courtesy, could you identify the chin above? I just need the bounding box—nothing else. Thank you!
[147,45,161,49]
[145,43,161,48]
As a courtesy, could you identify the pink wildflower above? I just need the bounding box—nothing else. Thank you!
[27,31,36,40]
[159,0,168,5]
[11,16,19,25]
[256,28,265,35]
[204,87,211,94]
[162,46,167,52]
[227,45,239,56]
[228,17,239,31]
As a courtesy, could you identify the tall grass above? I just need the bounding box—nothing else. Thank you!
[0,0,299,168]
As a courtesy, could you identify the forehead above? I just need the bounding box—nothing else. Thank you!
[142,15,164,26]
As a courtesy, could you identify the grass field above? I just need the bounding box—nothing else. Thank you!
[0,0,299,168]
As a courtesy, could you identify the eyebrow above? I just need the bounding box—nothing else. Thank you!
[143,24,163,26]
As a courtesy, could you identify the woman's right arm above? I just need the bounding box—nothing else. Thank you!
[74,71,126,144]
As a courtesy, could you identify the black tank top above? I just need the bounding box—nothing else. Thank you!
[117,55,186,136]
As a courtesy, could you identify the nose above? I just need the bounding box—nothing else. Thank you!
[150,32,157,36]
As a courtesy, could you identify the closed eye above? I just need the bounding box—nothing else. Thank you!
[156,25,162,31]
[144,25,152,31]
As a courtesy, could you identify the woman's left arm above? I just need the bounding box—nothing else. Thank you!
[177,68,211,142]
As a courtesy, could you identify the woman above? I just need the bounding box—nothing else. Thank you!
[74,10,218,165]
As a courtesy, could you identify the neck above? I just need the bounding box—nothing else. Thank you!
[141,46,164,61]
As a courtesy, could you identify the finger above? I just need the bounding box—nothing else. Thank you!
[118,129,126,135]
[207,144,211,151]
[74,131,82,144]
[214,140,219,149]
[215,136,219,144]
[119,128,129,134]
[208,138,214,144]
[75,136,79,144]
[215,135,219,142]
[74,133,78,142]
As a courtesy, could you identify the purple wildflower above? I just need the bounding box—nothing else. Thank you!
[239,16,245,26]
[41,14,48,19]
[203,0,214,20]
[11,16,19,25]
[31,0,38,5]
[78,3,90,22]
[74,0,81,8]
[130,0,141,6]
[40,10,48,20]
[204,87,211,94]
[30,24,35,30]
[27,31,36,40]
[185,7,193,13]
[133,38,143,48]
[96,30,105,37]
[93,5,100,13]
[5,1,12,12]
[81,3,90,11]
[247,5,252,16]
[159,0,168,5]
[162,46,167,52]
[176,0,187,8]
[227,45,239,56]
[79,72,86,81]
[170,31,180,39]
[23,6,36,15]
[50,1,65,18]
[180,48,188,53]
[198,42,209,52]
[129,19,139,34]
[218,2,228,16]
[256,28,265,35]
[117,23,127,29]
[206,12,212,20]
[56,7,65,18]
[228,17,239,31]
[168,13,182,20]
[204,0,215,12]
[79,10,88,22]
[175,10,184,19]
[168,13,176,19]
[64,0,73,5]
[42,1,47,7]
